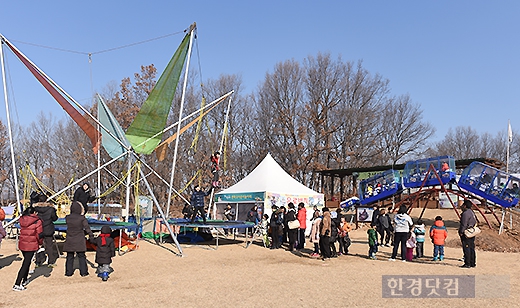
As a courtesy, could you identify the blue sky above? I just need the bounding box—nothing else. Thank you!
[0,1,518,143]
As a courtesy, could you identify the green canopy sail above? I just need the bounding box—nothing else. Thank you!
[97,95,130,160]
[125,29,191,154]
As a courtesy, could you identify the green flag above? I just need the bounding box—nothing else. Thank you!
[125,31,191,154]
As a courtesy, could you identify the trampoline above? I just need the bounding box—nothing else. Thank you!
[164,218,256,249]
[53,218,139,256]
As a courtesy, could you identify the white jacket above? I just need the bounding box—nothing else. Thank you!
[394,213,413,233]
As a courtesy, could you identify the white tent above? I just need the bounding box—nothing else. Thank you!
[214,153,324,230]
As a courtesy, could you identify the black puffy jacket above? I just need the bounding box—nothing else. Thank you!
[33,202,58,237]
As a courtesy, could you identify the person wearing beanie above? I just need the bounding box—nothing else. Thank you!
[389,204,413,262]
[459,200,477,268]
[91,225,115,281]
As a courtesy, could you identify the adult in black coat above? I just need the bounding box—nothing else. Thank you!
[73,183,96,215]
[269,207,283,249]
[285,203,298,251]
[33,195,59,266]
[459,200,477,268]
[329,212,339,257]
[64,201,94,276]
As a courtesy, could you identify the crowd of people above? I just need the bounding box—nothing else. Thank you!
[8,184,116,292]
[243,201,478,267]
[3,183,480,292]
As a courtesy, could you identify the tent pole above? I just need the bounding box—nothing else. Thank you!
[166,25,195,217]
[125,152,132,221]
[0,35,22,215]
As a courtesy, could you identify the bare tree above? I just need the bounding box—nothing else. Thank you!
[378,94,435,165]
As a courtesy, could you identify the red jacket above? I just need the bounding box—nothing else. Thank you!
[429,220,448,246]
[18,214,43,252]
[297,207,307,229]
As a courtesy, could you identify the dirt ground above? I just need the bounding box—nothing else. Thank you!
[1,209,519,308]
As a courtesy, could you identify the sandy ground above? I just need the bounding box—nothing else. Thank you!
[1,209,519,308]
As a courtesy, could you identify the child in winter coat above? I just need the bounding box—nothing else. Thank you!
[413,220,426,258]
[91,225,115,281]
[64,201,94,276]
[405,232,417,261]
[338,216,352,255]
[13,207,43,291]
[367,224,378,260]
[430,216,448,261]
[260,214,270,248]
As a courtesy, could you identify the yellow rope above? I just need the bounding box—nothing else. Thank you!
[98,162,138,198]
[190,96,206,152]
[178,169,201,195]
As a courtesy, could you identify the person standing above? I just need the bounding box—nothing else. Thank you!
[377,208,393,246]
[269,206,282,249]
[430,216,448,261]
[405,232,417,262]
[190,184,213,224]
[319,207,332,260]
[389,205,413,262]
[33,194,59,267]
[73,183,96,215]
[64,201,94,277]
[338,216,352,255]
[285,203,298,251]
[459,200,477,268]
[223,204,235,235]
[309,210,321,257]
[367,224,378,260]
[13,207,43,291]
[413,219,426,258]
[296,202,307,250]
